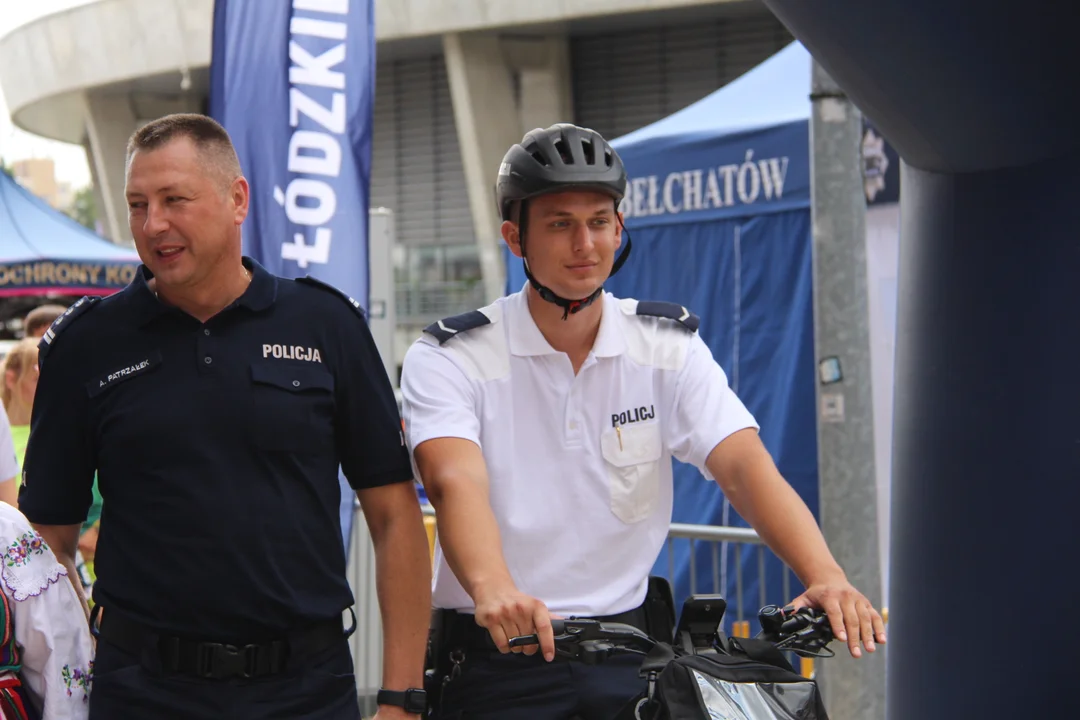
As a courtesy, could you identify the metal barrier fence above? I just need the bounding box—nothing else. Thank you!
[665,522,794,638]
[345,506,786,716]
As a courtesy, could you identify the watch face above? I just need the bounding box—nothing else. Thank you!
[405,689,427,713]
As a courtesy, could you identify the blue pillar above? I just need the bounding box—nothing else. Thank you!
[888,155,1079,718]
[757,1,1080,716]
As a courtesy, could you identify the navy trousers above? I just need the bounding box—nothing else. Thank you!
[433,650,646,720]
[89,635,360,720]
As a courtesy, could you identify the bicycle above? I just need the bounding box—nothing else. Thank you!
[509,594,836,720]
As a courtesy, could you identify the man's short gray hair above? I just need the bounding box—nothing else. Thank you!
[126,113,242,187]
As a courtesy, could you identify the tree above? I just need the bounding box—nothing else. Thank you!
[66,186,98,232]
[0,158,12,177]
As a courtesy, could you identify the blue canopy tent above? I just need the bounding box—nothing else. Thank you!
[506,42,824,629]
[0,170,140,297]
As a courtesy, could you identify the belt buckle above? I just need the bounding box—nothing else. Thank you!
[197,642,259,679]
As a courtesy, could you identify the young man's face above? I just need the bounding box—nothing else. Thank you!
[503,190,623,301]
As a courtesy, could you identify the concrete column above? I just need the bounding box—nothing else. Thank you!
[443,32,517,303]
[83,92,139,245]
[808,61,886,720]
[444,31,575,302]
[506,35,575,131]
[83,139,110,240]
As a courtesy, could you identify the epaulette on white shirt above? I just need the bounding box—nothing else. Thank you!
[422,308,495,345]
[631,300,700,333]
[616,298,699,372]
[421,304,509,381]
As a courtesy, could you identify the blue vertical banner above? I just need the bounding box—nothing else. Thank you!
[210,0,376,553]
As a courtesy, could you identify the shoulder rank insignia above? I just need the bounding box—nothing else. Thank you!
[297,276,366,320]
[423,310,491,345]
[635,300,700,333]
[38,296,100,366]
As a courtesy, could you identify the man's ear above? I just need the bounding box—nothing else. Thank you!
[231,176,250,225]
[502,220,523,259]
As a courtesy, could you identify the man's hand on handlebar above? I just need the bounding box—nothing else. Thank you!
[789,576,886,659]
[473,584,557,662]
[509,619,656,663]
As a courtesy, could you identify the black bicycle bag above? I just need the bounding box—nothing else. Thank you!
[623,638,829,720]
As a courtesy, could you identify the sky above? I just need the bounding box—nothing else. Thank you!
[0,0,97,188]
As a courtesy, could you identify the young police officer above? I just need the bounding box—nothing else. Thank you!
[401,124,886,719]
[20,114,431,720]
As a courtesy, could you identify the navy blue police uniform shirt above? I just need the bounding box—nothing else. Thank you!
[19,258,411,640]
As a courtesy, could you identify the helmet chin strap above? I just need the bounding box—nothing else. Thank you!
[522,258,604,321]
[518,199,632,321]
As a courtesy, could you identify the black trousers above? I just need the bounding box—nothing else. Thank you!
[433,650,646,720]
[89,635,360,720]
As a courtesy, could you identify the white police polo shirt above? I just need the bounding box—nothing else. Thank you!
[400,288,758,618]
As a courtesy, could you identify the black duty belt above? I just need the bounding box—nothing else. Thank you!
[91,605,355,680]
[436,603,650,653]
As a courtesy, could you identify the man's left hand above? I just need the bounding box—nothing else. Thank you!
[790,578,886,658]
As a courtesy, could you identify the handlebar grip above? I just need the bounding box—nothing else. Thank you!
[508,619,565,649]
[508,633,539,648]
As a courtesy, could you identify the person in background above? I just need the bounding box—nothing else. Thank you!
[0,405,18,512]
[0,340,37,509]
[2,340,101,594]
[2,340,38,473]
[0,500,94,720]
[22,306,67,342]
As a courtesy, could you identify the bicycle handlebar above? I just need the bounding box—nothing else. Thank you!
[507,605,835,661]
[756,605,835,658]
[508,619,656,664]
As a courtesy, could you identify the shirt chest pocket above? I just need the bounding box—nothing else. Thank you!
[250,363,335,453]
[600,422,663,524]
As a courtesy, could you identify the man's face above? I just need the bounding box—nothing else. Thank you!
[125,137,248,289]
[503,190,623,300]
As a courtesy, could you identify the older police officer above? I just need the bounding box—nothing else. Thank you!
[20,114,431,720]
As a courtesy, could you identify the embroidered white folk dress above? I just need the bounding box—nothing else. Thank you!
[0,503,93,720]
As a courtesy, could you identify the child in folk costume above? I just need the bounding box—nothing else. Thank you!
[0,502,93,719]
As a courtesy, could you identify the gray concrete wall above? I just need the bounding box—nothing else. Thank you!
[376,0,725,40]
[0,0,213,143]
[0,0,737,247]
[1,0,732,143]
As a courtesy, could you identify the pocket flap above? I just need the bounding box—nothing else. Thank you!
[601,422,663,467]
[251,362,334,393]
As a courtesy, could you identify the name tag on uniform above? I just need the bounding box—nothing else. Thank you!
[86,351,163,398]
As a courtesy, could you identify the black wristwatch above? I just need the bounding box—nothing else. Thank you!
[376,688,427,714]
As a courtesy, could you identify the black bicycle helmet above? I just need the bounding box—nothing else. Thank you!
[496,123,632,319]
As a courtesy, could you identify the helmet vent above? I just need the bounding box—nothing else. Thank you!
[581,138,596,165]
[531,149,550,167]
[554,138,573,164]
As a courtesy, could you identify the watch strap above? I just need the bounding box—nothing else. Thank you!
[377,688,427,713]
